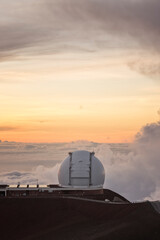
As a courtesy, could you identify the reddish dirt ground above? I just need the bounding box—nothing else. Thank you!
[0,197,160,240]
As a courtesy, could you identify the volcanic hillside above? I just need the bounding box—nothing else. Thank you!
[0,197,160,240]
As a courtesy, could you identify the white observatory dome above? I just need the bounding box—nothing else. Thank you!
[58,150,105,188]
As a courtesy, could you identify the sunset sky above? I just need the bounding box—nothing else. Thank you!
[0,0,160,143]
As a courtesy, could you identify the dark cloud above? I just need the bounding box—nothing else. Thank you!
[0,126,18,131]
[135,121,160,144]
[0,171,35,184]
[0,0,160,57]
[25,145,36,150]
[44,0,160,78]
[0,0,159,79]
[2,171,30,178]
[0,145,17,150]
[128,60,160,79]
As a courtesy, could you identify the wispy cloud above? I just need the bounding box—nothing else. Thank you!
[0,126,18,131]
[0,0,159,79]
[128,57,160,80]
[0,1,159,55]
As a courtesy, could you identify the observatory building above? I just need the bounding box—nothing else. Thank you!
[0,150,128,202]
[58,150,105,188]
[1,151,160,240]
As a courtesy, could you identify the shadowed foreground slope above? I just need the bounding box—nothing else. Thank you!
[0,197,160,240]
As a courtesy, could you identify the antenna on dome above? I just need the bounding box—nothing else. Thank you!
[36,179,39,188]
[68,152,72,185]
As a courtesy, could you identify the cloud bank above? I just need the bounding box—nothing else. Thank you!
[1,121,160,202]
[99,121,160,201]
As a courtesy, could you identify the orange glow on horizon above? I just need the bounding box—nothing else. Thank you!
[0,51,159,144]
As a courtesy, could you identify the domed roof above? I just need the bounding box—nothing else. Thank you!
[58,150,105,188]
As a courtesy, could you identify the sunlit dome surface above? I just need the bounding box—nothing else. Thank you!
[58,150,105,188]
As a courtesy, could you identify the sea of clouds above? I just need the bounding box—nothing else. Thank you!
[0,120,160,202]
